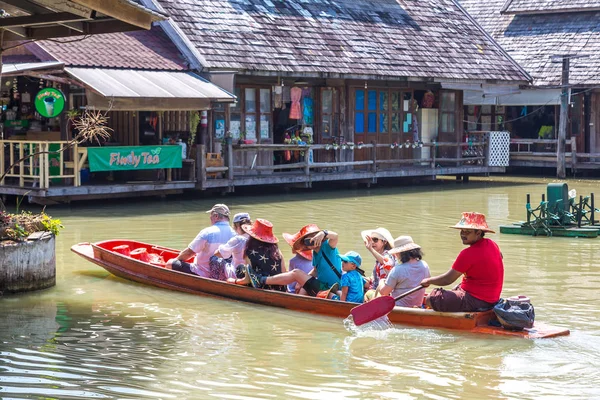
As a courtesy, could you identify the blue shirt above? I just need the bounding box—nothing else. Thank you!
[312,239,342,287]
[341,269,364,303]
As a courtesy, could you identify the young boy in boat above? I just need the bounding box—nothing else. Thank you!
[165,204,235,277]
[230,224,342,296]
[420,212,504,312]
[321,251,365,303]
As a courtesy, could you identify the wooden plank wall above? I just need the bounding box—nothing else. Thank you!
[163,111,190,134]
[106,111,138,145]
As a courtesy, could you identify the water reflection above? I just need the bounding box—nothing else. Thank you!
[1,176,600,398]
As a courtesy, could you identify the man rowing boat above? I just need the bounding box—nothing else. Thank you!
[420,212,504,312]
[230,224,342,296]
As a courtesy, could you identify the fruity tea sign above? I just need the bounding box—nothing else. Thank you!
[34,88,66,118]
[87,146,182,172]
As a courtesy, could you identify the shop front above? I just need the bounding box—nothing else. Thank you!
[209,76,460,174]
[0,64,235,198]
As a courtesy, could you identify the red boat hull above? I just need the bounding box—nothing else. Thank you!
[71,239,570,339]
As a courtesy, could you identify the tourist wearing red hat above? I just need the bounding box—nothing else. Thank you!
[420,212,504,312]
[231,224,342,297]
[241,218,287,291]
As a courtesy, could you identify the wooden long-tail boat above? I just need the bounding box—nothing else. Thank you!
[71,240,570,339]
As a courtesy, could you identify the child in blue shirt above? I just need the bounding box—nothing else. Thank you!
[338,251,365,303]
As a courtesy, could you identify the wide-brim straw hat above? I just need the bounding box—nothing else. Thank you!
[388,235,421,255]
[360,227,394,247]
[242,218,279,244]
[449,212,495,233]
[206,203,230,217]
[282,225,317,261]
[285,224,321,253]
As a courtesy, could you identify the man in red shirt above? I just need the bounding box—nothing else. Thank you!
[420,212,504,312]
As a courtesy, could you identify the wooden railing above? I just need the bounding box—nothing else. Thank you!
[510,138,579,168]
[196,139,489,184]
[0,140,87,188]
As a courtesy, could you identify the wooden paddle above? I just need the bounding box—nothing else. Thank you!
[350,285,425,326]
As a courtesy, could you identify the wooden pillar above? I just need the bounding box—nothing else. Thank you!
[198,144,206,188]
[557,57,570,179]
[227,142,234,181]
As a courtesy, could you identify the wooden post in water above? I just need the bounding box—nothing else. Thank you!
[557,56,570,179]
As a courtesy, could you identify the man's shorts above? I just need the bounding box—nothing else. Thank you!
[427,287,497,312]
[302,277,331,297]
[172,260,195,275]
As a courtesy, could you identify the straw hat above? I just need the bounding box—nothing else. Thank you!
[206,203,230,217]
[449,212,495,233]
[287,224,321,253]
[388,236,421,255]
[242,218,279,243]
[360,227,394,247]
[282,225,316,261]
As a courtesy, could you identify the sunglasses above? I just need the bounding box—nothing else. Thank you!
[371,237,384,243]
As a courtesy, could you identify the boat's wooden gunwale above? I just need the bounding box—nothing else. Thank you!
[70,240,570,339]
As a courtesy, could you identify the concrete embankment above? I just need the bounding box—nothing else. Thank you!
[0,234,56,294]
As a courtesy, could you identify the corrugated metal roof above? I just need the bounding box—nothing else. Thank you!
[1,62,64,76]
[65,68,235,101]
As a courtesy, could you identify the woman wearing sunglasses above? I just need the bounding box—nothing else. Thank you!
[361,227,395,301]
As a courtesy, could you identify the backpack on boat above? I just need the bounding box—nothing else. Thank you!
[493,296,535,331]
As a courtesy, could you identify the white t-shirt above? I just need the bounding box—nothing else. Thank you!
[188,221,235,277]
[217,233,249,267]
[385,260,431,308]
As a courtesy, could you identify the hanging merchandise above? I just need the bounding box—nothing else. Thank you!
[422,90,435,108]
[289,87,302,120]
[302,96,313,125]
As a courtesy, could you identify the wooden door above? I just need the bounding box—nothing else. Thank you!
[352,88,413,163]
[438,90,460,161]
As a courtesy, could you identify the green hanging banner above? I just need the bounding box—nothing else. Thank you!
[88,146,182,172]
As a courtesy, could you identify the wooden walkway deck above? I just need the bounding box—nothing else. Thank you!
[1,140,502,204]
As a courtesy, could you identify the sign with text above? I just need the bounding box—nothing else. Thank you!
[35,88,65,118]
[88,146,182,172]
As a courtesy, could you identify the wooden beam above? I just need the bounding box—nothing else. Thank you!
[72,0,156,29]
[26,73,82,86]
[0,0,50,15]
[26,19,142,40]
[28,0,93,18]
[0,12,88,29]
[4,27,27,38]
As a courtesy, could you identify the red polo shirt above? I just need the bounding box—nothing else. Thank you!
[451,238,504,303]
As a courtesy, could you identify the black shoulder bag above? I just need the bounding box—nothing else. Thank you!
[320,252,342,279]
